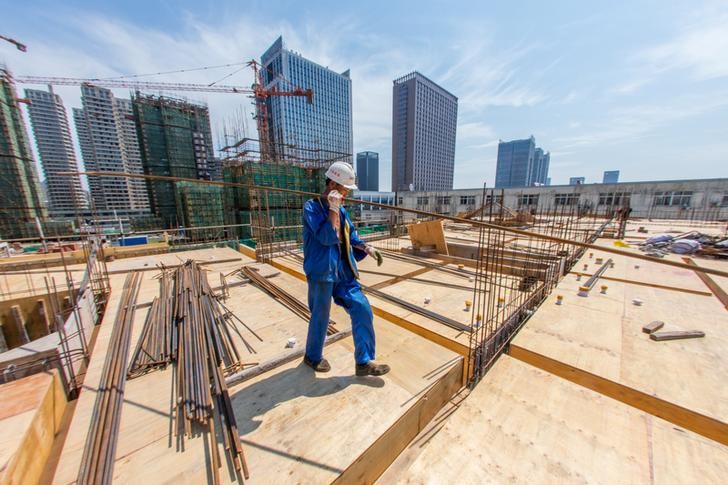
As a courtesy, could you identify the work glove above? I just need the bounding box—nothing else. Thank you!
[327,190,343,213]
[366,246,384,266]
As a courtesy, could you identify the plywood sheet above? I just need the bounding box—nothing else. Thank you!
[407,220,449,255]
[512,248,728,425]
[382,356,728,484]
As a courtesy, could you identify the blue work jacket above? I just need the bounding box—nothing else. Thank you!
[302,197,367,282]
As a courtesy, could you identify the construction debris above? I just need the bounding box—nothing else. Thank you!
[649,330,706,341]
[640,231,728,258]
[642,320,665,334]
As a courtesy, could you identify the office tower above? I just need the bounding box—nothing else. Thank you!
[261,36,352,165]
[73,85,150,214]
[603,170,620,184]
[391,71,458,191]
[133,94,215,226]
[533,148,550,186]
[495,136,550,188]
[356,151,379,191]
[0,69,47,238]
[569,177,586,185]
[25,86,86,217]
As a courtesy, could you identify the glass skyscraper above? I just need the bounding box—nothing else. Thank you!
[261,36,353,166]
[495,136,550,188]
[356,151,379,191]
[391,72,458,192]
[603,170,620,184]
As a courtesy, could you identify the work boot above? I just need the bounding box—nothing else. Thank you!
[355,361,390,377]
[303,355,331,372]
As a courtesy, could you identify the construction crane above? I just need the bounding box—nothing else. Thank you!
[13,60,313,161]
[0,34,27,52]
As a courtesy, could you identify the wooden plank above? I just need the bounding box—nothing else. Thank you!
[642,320,665,334]
[332,360,463,484]
[509,345,728,445]
[569,272,713,296]
[682,257,728,310]
[368,266,433,291]
[370,305,469,358]
[650,330,705,341]
[407,220,449,255]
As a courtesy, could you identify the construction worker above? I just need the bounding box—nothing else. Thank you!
[302,161,390,377]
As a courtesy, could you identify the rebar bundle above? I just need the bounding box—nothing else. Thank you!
[172,261,249,482]
[78,271,142,485]
[127,271,173,378]
[123,261,249,482]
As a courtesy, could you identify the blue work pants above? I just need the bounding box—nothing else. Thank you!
[305,278,375,365]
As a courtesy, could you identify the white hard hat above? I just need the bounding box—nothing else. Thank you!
[325,161,357,190]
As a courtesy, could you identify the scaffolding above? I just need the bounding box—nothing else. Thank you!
[133,93,214,228]
[222,160,327,258]
[175,182,225,241]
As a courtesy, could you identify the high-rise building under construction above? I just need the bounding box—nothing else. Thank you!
[0,69,47,238]
[260,36,353,165]
[25,86,86,217]
[73,85,150,215]
[132,94,215,227]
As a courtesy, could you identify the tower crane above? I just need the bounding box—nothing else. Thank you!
[12,60,313,161]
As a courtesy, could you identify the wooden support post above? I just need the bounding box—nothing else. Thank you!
[10,305,30,344]
[37,299,52,335]
[0,323,8,353]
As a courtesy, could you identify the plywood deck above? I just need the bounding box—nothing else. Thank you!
[0,370,67,485]
[50,247,462,484]
[272,252,474,350]
[511,239,728,431]
[382,355,728,484]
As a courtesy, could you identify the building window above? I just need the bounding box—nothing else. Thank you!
[416,196,429,206]
[555,193,579,206]
[653,191,693,207]
[436,196,451,205]
[518,194,539,207]
[598,192,631,206]
[460,195,475,205]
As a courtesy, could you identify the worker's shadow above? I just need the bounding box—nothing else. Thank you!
[229,362,385,436]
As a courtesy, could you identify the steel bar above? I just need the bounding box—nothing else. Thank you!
[362,286,471,332]
[242,266,338,335]
[582,258,613,290]
[78,271,141,485]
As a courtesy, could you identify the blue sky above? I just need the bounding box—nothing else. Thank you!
[2,0,727,189]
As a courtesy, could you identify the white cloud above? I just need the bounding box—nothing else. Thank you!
[457,121,495,140]
[553,92,728,150]
[612,7,728,94]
